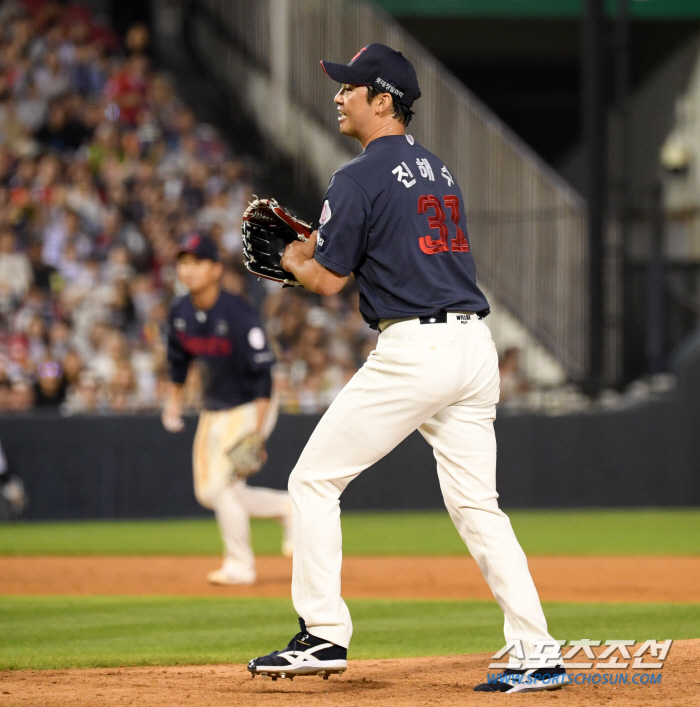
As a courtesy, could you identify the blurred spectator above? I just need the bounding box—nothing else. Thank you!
[16,78,46,132]
[8,379,33,410]
[103,53,148,126]
[62,349,82,385]
[62,370,100,414]
[125,23,149,57]
[0,226,32,305]
[34,97,88,151]
[33,358,65,407]
[26,239,56,292]
[42,207,90,268]
[33,50,70,100]
[108,356,136,411]
[71,41,106,98]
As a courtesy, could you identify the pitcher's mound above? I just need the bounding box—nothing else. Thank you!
[1,640,697,707]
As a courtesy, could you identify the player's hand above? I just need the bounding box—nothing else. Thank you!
[162,405,185,433]
[281,231,318,271]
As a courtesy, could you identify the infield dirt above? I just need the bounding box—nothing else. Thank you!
[1,640,697,707]
[2,555,700,602]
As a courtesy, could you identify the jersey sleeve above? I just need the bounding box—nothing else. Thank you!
[235,308,274,399]
[314,171,371,276]
[166,311,193,385]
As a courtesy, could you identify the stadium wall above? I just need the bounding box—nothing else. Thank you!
[1,376,698,520]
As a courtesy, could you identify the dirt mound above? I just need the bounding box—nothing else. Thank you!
[1,640,697,706]
[2,555,700,602]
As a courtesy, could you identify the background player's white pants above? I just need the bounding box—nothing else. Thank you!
[289,314,559,664]
[193,401,290,575]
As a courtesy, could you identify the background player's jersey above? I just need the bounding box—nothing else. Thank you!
[314,134,489,328]
[167,290,274,410]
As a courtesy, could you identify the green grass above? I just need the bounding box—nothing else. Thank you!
[1,509,699,556]
[0,596,697,670]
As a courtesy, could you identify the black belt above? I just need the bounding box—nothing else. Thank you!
[419,310,483,324]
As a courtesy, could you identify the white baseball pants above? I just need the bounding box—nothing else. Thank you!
[193,400,290,575]
[289,314,558,663]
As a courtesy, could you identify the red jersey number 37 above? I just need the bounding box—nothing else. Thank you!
[417,195,470,254]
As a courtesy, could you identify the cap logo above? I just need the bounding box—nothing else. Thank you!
[187,235,201,249]
[374,76,403,98]
[351,47,368,63]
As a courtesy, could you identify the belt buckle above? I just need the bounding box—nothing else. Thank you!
[419,311,447,325]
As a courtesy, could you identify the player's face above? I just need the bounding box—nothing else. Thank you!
[334,84,374,138]
[176,254,222,294]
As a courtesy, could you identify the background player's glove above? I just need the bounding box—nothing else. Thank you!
[227,431,267,479]
[241,198,312,286]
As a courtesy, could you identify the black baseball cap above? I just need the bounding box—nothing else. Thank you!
[177,234,219,262]
[320,43,421,108]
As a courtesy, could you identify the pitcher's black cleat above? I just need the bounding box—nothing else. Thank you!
[247,618,347,680]
[474,666,567,693]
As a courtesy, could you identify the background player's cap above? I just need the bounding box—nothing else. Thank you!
[177,234,219,262]
[320,43,421,108]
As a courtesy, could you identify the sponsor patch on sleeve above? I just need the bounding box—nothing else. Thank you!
[319,199,332,226]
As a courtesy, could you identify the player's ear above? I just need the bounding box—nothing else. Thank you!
[377,92,392,116]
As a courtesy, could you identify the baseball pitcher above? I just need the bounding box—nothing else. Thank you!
[246,44,565,692]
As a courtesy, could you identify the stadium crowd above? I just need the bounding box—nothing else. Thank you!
[0,0,378,415]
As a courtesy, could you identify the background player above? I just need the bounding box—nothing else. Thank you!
[248,44,565,692]
[162,234,292,585]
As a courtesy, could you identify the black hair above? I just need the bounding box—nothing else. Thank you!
[365,85,415,126]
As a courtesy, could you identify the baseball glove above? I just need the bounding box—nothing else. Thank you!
[227,431,266,479]
[241,198,313,286]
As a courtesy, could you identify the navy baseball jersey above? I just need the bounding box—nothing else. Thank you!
[167,290,274,410]
[314,134,489,328]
